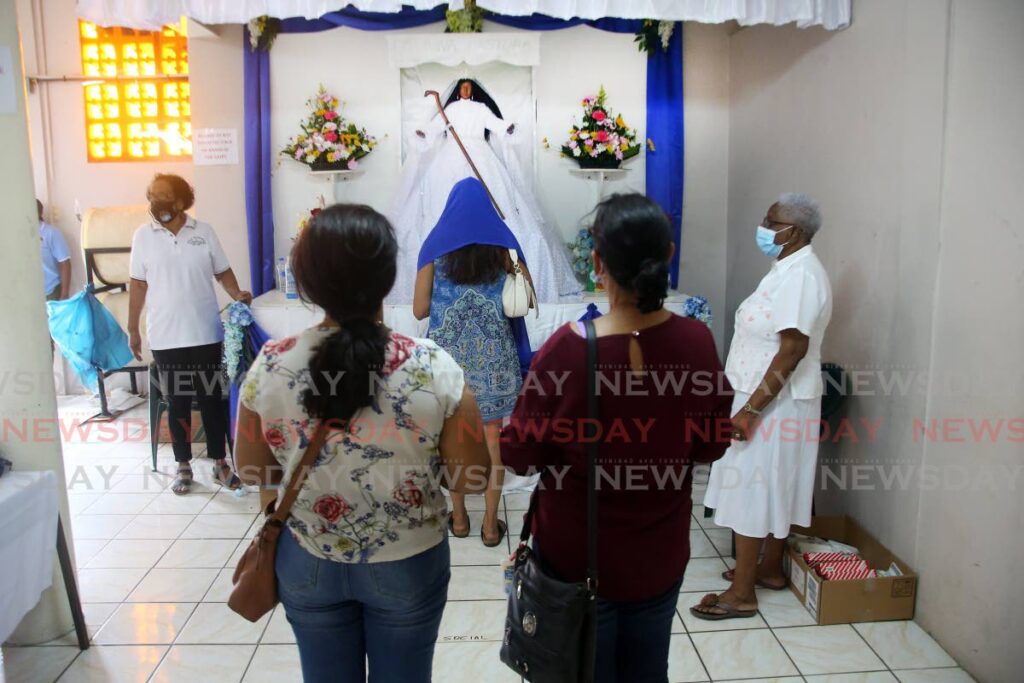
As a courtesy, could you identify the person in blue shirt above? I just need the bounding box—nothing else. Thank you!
[38,199,71,301]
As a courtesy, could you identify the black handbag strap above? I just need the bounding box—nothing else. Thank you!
[516,319,600,592]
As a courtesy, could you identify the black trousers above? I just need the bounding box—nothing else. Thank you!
[152,342,228,463]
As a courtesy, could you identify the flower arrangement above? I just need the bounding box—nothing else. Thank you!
[561,87,641,169]
[567,228,602,292]
[634,20,675,53]
[682,295,713,326]
[295,196,327,239]
[223,302,257,383]
[282,86,377,171]
[446,0,484,32]
[247,15,281,52]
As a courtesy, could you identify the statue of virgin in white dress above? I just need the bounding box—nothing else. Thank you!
[387,79,581,304]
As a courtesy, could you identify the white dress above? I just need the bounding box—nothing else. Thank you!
[704,246,833,538]
[386,98,582,304]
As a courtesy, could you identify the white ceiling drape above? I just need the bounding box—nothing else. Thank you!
[77,0,850,30]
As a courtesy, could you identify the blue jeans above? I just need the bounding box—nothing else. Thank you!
[533,543,681,683]
[276,530,450,682]
[593,578,682,683]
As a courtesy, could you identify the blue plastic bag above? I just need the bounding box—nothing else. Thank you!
[46,285,134,391]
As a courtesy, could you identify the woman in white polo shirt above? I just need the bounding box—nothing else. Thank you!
[691,192,832,621]
[128,174,251,495]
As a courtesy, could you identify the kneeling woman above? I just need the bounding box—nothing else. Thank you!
[234,204,491,682]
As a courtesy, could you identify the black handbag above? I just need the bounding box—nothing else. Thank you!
[500,319,600,683]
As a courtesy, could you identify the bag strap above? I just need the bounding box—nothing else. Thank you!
[515,321,600,592]
[268,422,329,525]
[583,318,599,591]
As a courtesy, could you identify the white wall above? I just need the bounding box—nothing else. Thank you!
[726,0,1024,679]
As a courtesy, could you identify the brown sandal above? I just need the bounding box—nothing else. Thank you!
[481,519,507,548]
[214,463,242,490]
[448,514,471,539]
[690,593,759,621]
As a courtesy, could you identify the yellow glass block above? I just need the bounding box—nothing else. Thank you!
[123,62,139,76]
[103,84,118,100]
[88,104,104,119]
[181,140,193,155]
[162,61,178,75]
[165,103,180,117]
[80,22,98,39]
[122,44,138,60]
[183,123,192,136]
[180,83,190,98]
[163,83,178,98]
[102,62,117,77]
[125,83,141,99]
[89,123,105,139]
[162,46,177,59]
[106,142,121,157]
[128,103,142,118]
[146,141,161,156]
[104,103,119,118]
[128,123,142,135]
[84,63,100,77]
[140,43,155,59]
[129,142,145,158]
[142,61,156,76]
[142,83,157,99]
[83,45,99,60]
[85,85,102,101]
[105,123,121,138]
[90,142,106,159]
[181,102,191,117]
[101,43,116,59]
[144,102,158,117]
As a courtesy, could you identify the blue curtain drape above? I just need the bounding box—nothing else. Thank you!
[243,10,684,293]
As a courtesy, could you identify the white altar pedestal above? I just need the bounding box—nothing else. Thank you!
[251,290,699,348]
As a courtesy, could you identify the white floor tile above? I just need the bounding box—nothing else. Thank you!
[107,474,171,494]
[775,624,885,675]
[70,514,136,540]
[115,514,195,540]
[55,644,167,682]
[84,539,174,569]
[242,644,300,683]
[703,528,734,556]
[76,567,149,603]
[449,535,509,566]
[680,557,731,592]
[893,667,976,683]
[668,634,710,682]
[151,644,256,683]
[127,567,220,603]
[854,621,957,670]
[689,529,718,558]
[82,602,120,631]
[176,603,270,645]
[437,600,507,642]
[805,673,898,682]
[433,640,521,682]
[202,568,236,602]
[91,602,195,645]
[142,492,216,515]
[201,490,263,515]
[448,565,507,601]
[691,630,800,680]
[181,513,258,539]
[503,492,532,511]
[0,645,79,683]
[72,540,109,569]
[67,494,104,515]
[157,539,240,568]
[83,493,158,515]
[260,608,296,645]
[755,586,817,628]
[676,592,769,632]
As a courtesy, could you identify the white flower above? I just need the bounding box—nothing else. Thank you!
[572,147,581,157]
[658,21,674,50]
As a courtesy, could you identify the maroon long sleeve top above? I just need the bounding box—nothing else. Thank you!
[500,315,734,602]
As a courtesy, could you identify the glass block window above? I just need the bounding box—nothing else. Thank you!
[79,18,191,162]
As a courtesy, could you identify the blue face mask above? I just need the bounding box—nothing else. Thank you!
[756,224,794,258]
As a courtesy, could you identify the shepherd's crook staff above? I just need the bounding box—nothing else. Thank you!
[424,90,506,220]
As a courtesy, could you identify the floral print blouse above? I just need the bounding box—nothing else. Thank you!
[241,326,465,563]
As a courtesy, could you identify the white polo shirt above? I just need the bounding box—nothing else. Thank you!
[129,216,230,351]
[725,245,832,400]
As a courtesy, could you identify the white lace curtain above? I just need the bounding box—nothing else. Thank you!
[77,0,850,30]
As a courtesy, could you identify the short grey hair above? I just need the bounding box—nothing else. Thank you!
[775,192,822,240]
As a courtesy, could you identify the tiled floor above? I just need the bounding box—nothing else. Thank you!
[0,398,976,682]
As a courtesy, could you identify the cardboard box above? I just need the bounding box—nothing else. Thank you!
[784,515,917,625]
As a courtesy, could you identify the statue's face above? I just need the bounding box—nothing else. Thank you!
[459,81,473,99]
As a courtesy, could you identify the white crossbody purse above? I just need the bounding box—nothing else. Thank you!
[502,249,537,318]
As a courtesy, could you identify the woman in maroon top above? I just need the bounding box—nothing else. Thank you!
[501,194,733,683]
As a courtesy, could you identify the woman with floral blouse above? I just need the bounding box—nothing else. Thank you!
[235,204,491,682]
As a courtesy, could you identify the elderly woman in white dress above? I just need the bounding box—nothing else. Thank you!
[691,193,832,621]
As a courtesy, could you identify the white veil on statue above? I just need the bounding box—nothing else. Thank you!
[386,77,581,305]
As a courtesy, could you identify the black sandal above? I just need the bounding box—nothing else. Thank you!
[448,514,471,539]
[171,466,193,496]
[481,519,507,548]
[214,463,242,490]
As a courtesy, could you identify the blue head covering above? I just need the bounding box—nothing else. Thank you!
[417,178,526,269]
[417,178,534,374]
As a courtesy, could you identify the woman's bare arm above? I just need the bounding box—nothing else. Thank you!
[438,386,491,493]
[413,263,434,320]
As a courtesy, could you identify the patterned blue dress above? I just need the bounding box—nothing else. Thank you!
[427,261,522,421]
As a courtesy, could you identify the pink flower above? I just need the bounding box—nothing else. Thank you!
[592,110,607,122]
[394,479,424,507]
[312,495,351,524]
[323,111,337,121]
[266,336,297,354]
[347,159,358,170]
[324,132,338,142]
[594,130,609,143]
[264,426,286,449]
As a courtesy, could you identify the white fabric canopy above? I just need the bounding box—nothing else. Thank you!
[388,33,540,68]
[78,0,850,30]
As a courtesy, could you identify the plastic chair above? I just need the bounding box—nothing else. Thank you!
[149,363,234,472]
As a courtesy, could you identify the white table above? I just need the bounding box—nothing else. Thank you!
[251,289,702,348]
[0,471,87,648]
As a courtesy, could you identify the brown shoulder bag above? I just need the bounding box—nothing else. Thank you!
[228,422,328,622]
